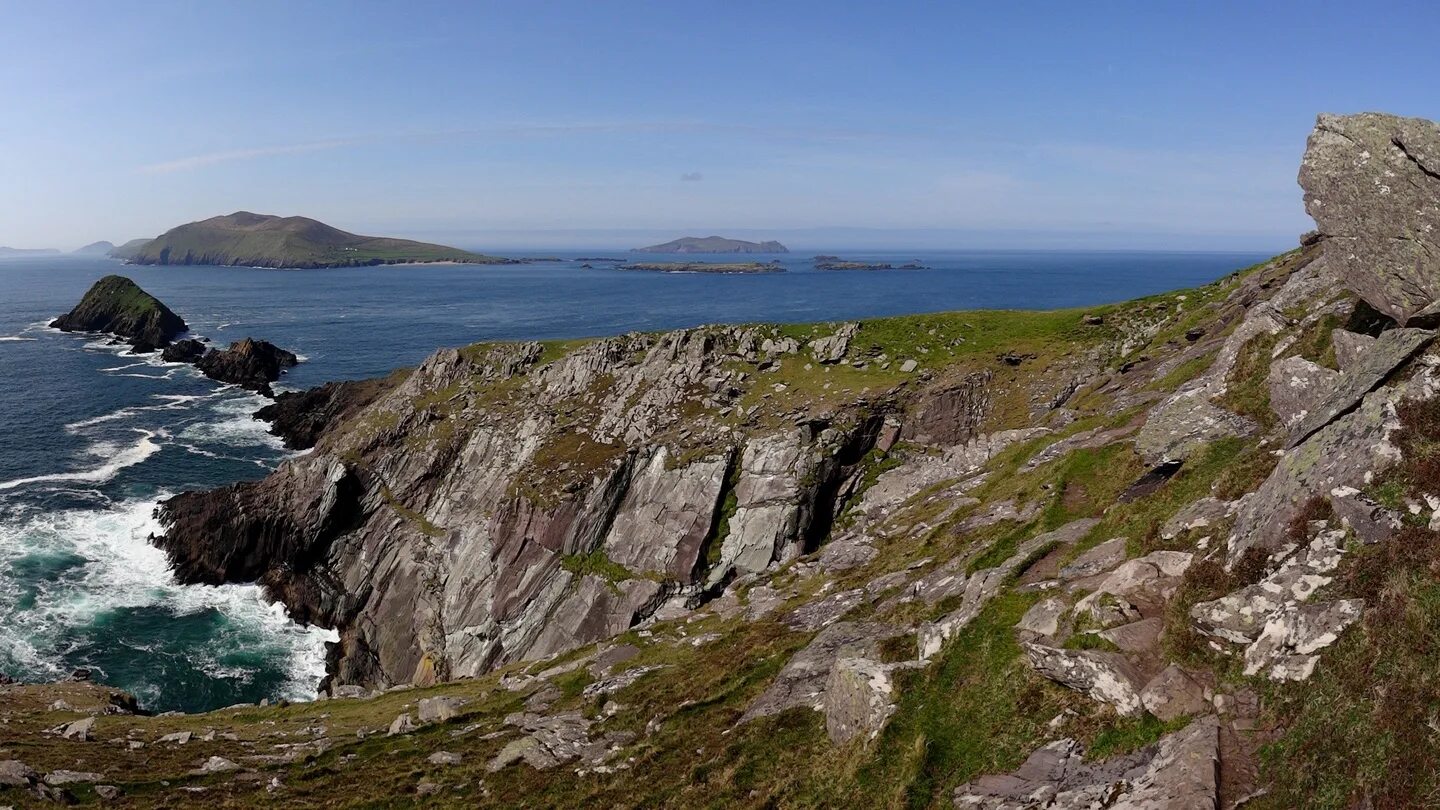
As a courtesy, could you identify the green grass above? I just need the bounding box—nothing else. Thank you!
[560,548,640,585]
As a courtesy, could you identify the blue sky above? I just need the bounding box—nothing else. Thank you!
[2,1,1437,251]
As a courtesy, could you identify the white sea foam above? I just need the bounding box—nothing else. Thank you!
[0,335,38,342]
[0,498,335,701]
[0,429,162,491]
[178,393,286,451]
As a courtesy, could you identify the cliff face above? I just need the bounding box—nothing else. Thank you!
[50,275,188,352]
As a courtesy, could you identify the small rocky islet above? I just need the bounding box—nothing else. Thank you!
[52,276,299,397]
[11,111,1440,807]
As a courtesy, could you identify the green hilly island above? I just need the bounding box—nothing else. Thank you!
[123,212,511,269]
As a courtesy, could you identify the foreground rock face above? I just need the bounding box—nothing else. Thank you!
[193,337,299,396]
[50,275,187,352]
[1300,112,1440,324]
[156,326,891,689]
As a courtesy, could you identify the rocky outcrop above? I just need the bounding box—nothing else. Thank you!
[50,275,187,352]
[193,337,299,396]
[1299,113,1440,324]
[255,375,399,449]
[160,338,207,364]
[953,716,1220,809]
[155,326,887,690]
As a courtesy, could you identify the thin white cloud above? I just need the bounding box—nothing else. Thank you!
[135,138,364,174]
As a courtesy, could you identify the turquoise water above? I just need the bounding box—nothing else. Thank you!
[0,248,1268,711]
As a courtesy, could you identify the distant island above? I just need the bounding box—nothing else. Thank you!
[0,246,59,257]
[121,212,513,269]
[633,235,789,254]
[621,261,784,274]
[73,241,115,255]
[813,255,927,271]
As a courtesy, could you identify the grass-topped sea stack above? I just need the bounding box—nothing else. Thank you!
[50,274,188,353]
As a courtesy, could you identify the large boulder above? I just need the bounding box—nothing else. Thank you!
[1299,113,1440,324]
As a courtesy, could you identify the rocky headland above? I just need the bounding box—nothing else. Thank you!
[7,112,1440,808]
[49,274,188,353]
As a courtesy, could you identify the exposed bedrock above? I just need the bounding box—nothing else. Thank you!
[154,325,899,690]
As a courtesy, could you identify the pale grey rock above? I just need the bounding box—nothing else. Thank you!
[328,685,368,699]
[900,359,918,373]
[1139,665,1209,722]
[741,621,900,722]
[96,784,121,800]
[1267,355,1339,428]
[1073,550,1192,620]
[602,446,730,579]
[1135,398,1256,464]
[1230,388,1403,563]
[588,644,641,677]
[61,716,95,741]
[1022,643,1146,716]
[809,322,859,363]
[1286,327,1432,447]
[44,769,104,785]
[156,731,191,745]
[1332,329,1377,373]
[824,657,917,744]
[1243,599,1363,681]
[783,588,864,631]
[428,751,463,765]
[524,576,662,662]
[1195,529,1347,646]
[953,716,1219,809]
[0,760,36,787]
[1016,597,1069,639]
[1299,113,1440,323]
[742,583,787,621]
[192,756,239,775]
[1099,617,1165,655]
[817,532,878,572]
[1330,489,1401,545]
[417,696,466,724]
[486,711,617,772]
[387,713,417,736]
[1058,538,1127,581]
[709,432,808,583]
[581,664,665,697]
[1160,497,1233,541]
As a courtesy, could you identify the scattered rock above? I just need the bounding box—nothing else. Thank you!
[427,751,463,765]
[1139,665,1210,722]
[61,716,95,741]
[954,716,1219,808]
[156,731,192,745]
[823,657,917,744]
[1016,597,1069,639]
[417,696,466,724]
[160,337,207,363]
[809,323,858,363]
[192,756,240,775]
[193,337,300,396]
[1244,599,1363,681]
[1022,643,1146,716]
[1058,538,1126,582]
[0,760,36,787]
[388,713,417,736]
[44,769,104,785]
[96,784,121,800]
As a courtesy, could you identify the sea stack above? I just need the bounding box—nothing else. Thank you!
[193,338,299,396]
[50,274,188,353]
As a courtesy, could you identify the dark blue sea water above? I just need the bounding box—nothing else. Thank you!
[0,248,1267,712]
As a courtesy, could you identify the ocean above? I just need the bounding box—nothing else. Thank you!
[0,248,1268,712]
